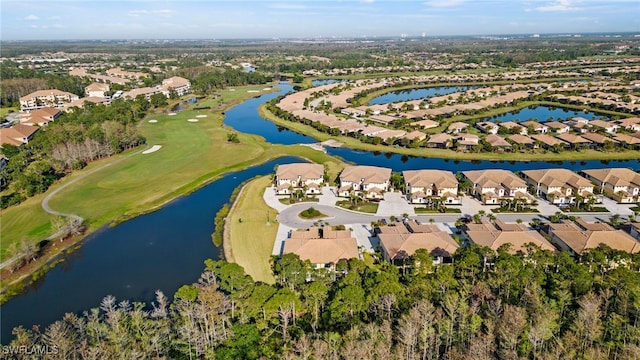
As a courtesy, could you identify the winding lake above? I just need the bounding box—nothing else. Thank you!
[368,86,471,105]
[483,105,608,123]
[3,81,638,342]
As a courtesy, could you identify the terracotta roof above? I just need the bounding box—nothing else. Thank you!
[0,124,39,146]
[447,122,469,132]
[548,220,640,254]
[403,169,458,189]
[276,163,324,182]
[582,168,640,188]
[462,169,526,189]
[522,169,593,189]
[413,119,439,129]
[379,231,459,260]
[427,133,452,143]
[19,89,78,101]
[614,133,640,145]
[507,134,535,145]
[485,134,511,147]
[340,165,391,185]
[555,133,591,144]
[530,134,567,147]
[283,237,359,264]
[466,221,555,253]
[581,132,617,144]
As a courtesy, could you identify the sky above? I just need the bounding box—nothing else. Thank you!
[1,0,638,40]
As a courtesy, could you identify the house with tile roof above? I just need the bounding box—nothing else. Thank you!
[522,169,600,205]
[464,219,555,253]
[403,169,460,205]
[543,219,640,255]
[0,124,39,146]
[426,133,453,148]
[462,169,533,205]
[85,82,110,98]
[582,168,640,203]
[19,89,80,111]
[283,227,360,270]
[275,163,325,195]
[378,220,459,265]
[20,107,61,126]
[339,165,391,199]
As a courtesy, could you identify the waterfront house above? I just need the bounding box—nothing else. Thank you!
[507,134,537,149]
[589,120,618,133]
[447,122,469,134]
[339,165,391,199]
[530,134,568,149]
[581,132,617,147]
[462,169,532,205]
[500,121,528,135]
[403,169,460,204]
[545,121,571,134]
[456,133,479,150]
[522,121,548,133]
[582,168,640,203]
[542,219,640,255]
[522,168,600,204]
[613,117,640,132]
[161,76,191,97]
[484,134,512,150]
[476,121,499,134]
[555,133,592,148]
[275,163,325,195]
[426,133,453,149]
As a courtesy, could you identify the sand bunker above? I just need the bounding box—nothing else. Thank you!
[262,88,271,91]
[142,145,162,154]
[229,89,236,92]
[167,112,177,116]
[247,90,259,93]
[148,119,158,123]
[195,114,207,118]
[187,119,199,122]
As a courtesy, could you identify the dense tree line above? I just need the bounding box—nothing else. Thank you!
[6,244,639,359]
[174,66,272,95]
[0,98,147,208]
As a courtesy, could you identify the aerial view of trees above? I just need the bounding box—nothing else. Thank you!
[6,246,639,359]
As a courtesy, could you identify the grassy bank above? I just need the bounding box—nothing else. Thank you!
[223,176,278,284]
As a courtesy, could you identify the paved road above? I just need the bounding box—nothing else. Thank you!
[0,144,150,271]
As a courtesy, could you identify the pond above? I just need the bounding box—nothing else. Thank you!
[368,86,471,105]
[169,97,200,112]
[482,105,608,123]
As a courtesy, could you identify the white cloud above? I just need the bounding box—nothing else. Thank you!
[268,3,308,10]
[424,0,465,7]
[535,0,580,12]
[127,9,174,18]
[24,14,39,21]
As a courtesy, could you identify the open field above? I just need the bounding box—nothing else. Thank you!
[223,176,277,284]
[260,104,640,162]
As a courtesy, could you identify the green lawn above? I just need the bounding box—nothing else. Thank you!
[335,200,379,214]
[0,107,18,119]
[299,207,327,219]
[224,176,278,284]
[1,86,346,264]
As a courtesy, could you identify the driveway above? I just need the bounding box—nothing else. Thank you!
[460,196,494,216]
[535,198,562,217]
[263,186,289,212]
[376,191,414,217]
[600,197,634,217]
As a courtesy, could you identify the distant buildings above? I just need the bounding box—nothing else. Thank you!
[19,89,79,111]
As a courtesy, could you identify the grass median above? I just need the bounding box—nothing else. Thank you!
[223,176,278,284]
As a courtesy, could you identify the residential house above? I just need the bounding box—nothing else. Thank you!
[462,169,533,205]
[530,134,568,149]
[582,168,640,203]
[545,121,570,134]
[589,120,618,133]
[613,133,640,149]
[378,221,459,265]
[19,89,80,111]
[275,163,325,195]
[283,227,359,270]
[0,124,39,146]
[339,165,391,199]
[161,76,191,97]
[507,134,537,149]
[581,132,617,147]
[20,107,61,126]
[400,130,427,143]
[484,134,512,151]
[456,133,479,150]
[403,169,460,204]
[122,87,161,100]
[85,82,110,98]
[447,122,469,134]
[500,121,527,135]
[555,133,592,148]
[464,220,556,253]
[522,168,600,204]
[426,133,453,149]
[522,121,548,133]
[475,121,499,134]
[413,119,439,129]
[543,219,640,255]
[613,117,640,132]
